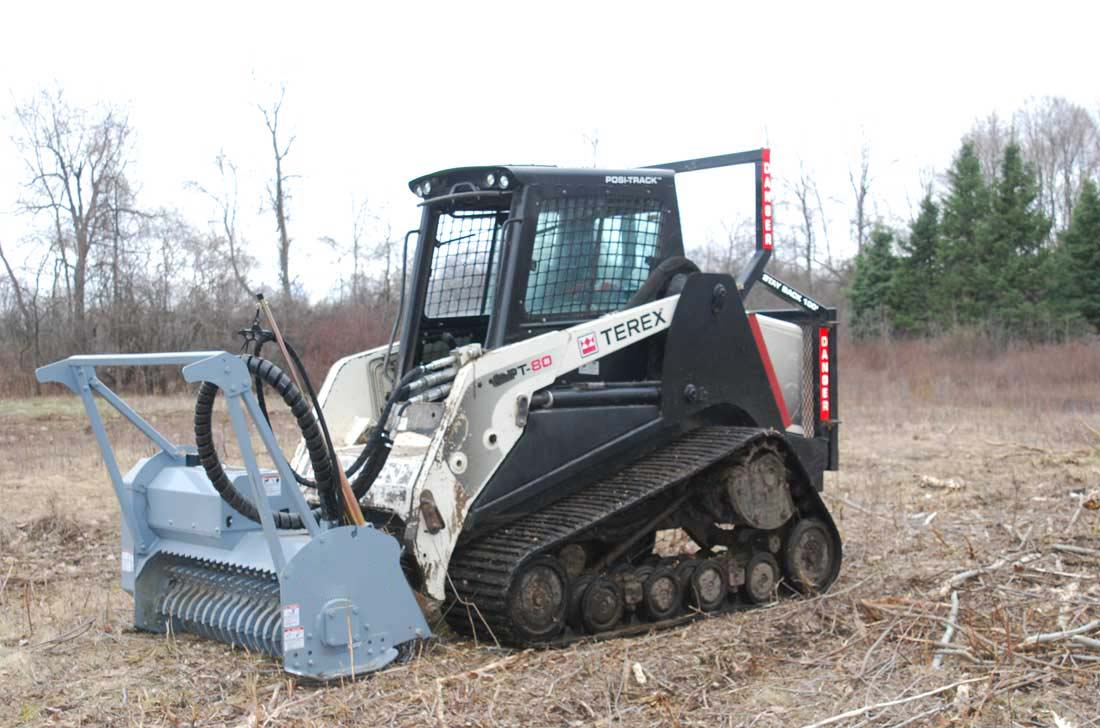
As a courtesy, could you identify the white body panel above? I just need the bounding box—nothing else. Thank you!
[410,295,681,598]
[754,314,803,427]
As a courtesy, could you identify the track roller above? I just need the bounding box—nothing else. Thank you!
[507,556,568,642]
[743,552,779,604]
[782,517,839,594]
[686,558,728,611]
[578,576,624,634]
[640,565,682,621]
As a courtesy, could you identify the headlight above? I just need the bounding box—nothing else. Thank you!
[485,172,496,188]
[498,174,510,189]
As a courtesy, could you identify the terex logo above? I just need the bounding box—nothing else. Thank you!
[578,332,599,357]
[605,175,662,185]
[597,310,667,346]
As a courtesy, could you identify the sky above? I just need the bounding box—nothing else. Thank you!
[1,0,1097,299]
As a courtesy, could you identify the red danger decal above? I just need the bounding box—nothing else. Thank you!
[761,149,773,251]
[819,327,830,420]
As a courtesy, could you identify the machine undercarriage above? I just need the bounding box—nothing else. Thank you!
[445,427,841,645]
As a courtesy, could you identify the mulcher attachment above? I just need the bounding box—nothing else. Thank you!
[37,351,430,680]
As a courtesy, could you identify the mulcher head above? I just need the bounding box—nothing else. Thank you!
[36,351,430,679]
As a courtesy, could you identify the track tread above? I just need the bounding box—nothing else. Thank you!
[444,426,773,643]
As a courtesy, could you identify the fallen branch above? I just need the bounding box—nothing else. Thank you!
[823,494,893,521]
[436,650,529,685]
[920,475,965,491]
[938,552,1041,596]
[932,591,959,670]
[432,651,530,726]
[800,675,989,728]
[24,617,95,651]
[1053,543,1100,558]
[1018,619,1100,649]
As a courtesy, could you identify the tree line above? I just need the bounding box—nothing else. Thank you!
[1,89,1097,396]
[848,98,1100,341]
[0,89,400,395]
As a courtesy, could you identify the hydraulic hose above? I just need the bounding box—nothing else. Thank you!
[194,355,339,528]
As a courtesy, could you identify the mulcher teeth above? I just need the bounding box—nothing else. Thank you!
[156,561,282,656]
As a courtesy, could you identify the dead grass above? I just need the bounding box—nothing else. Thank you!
[0,340,1098,726]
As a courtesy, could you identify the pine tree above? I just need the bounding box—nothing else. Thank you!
[1058,179,1100,330]
[847,225,897,338]
[986,142,1051,332]
[890,194,940,336]
[937,141,991,326]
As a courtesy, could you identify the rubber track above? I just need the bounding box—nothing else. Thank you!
[444,426,773,644]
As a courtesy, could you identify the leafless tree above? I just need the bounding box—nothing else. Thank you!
[261,88,295,298]
[188,153,255,297]
[14,90,132,349]
[968,112,1012,182]
[848,143,873,254]
[1016,97,1100,231]
[790,163,818,286]
[582,129,601,168]
[0,239,48,393]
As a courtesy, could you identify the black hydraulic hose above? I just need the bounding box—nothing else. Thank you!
[194,355,340,528]
[248,335,370,489]
[349,364,429,499]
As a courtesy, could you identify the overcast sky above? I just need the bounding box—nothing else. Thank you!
[1,0,1097,298]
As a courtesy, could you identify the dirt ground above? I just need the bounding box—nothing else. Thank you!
[1,373,1099,726]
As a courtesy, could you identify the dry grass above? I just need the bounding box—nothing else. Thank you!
[1,340,1099,727]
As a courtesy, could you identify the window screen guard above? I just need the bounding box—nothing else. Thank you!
[525,196,663,318]
[424,209,503,319]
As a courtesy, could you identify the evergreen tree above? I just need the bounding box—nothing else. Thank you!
[890,194,940,335]
[1058,179,1100,330]
[847,225,897,338]
[937,141,991,325]
[986,142,1051,331]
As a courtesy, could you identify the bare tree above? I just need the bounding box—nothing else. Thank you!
[968,112,1012,182]
[1016,97,1100,231]
[0,239,47,393]
[848,143,873,254]
[189,153,254,297]
[14,90,132,349]
[261,88,295,298]
[790,163,818,286]
[582,129,601,167]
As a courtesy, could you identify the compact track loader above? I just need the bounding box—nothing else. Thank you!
[40,148,842,679]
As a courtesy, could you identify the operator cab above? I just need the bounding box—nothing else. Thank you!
[397,166,685,376]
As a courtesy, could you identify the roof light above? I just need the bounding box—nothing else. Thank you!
[422,180,432,196]
[485,172,496,188]
[498,174,510,189]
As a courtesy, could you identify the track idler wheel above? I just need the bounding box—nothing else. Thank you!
[507,557,568,642]
[578,576,624,634]
[743,552,779,604]
[783,517,840,594]
[640,566,682,621]
[686,558,728,612]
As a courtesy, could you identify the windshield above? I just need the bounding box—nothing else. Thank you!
[526,195,663,317]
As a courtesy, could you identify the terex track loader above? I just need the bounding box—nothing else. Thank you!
[39,148,842,679]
